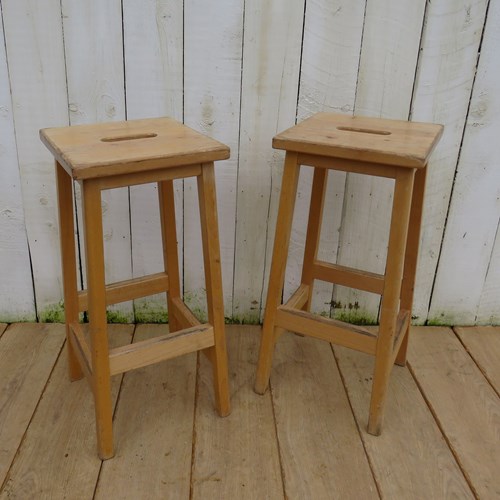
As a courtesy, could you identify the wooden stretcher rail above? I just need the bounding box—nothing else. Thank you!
[391,309,410,365]
[282,284,310,310]
[78,272,169,312]
[68,322,93,384]
[109,324,214,376]
[169,297,201,329]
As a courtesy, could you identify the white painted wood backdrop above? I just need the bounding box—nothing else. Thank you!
[0,0,498,325]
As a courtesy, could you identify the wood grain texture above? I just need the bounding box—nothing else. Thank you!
[335,338,473,499]
[271,333,378,498]
[0,17,35,322]
[454,326,500,393]
[429,0,500,325]
[60,0,133,322]
[95,324,195,499]
[233,0,305,323]
[285,0,365,315]
[0,324,65,486]
[408,327,500,499]
[123,0,184,321]
[183,0,243,319]
[1,0,69,317]
[0,325,133,499]
[411,0,489,324]
[191,326,283,499]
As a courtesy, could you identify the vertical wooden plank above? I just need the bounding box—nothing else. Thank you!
[408,327,500,499]
[233,0,305,323]
[410,0,489,323]
[0,324,65,486]
[0,12,35,322]
[183,0,244,320]
[0,325,133,499]
[271,334,378,498]
[191,326,283,499]
[335,340,474,499]
[2,0,69,320]
[61,0,133,322]
[429,0,500,325]
[477,231,500,324]
[284,0,365,315]
[95,325,195,499]
[122,0,184,322]
[333,0,426,323]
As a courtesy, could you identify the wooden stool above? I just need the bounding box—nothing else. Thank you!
[254,113,442,435]
[40,117,231,459]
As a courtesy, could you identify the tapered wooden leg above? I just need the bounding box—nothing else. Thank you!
[368,168,415,436]
[255,152,301,394]
[300,167,328,311]
[197,163,230,417]
[158,180,182,333]
[56,162,83,381]
[395,166,427,366]
[82,179,114,459]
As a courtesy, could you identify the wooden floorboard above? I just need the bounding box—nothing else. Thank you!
[454,326,500,394]
[191,326,283,499]
[95,324,196,499]
[0,324,499,499]
[408,326,500,499]
[0,324,7,338]
[334,333,473,499]
[0,323,65,487]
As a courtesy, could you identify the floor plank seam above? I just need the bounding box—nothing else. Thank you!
[330,344,383,499]
[189,351,201,500]
[406,360,479,500]
[451,327,500,399]
[0,332,66,494]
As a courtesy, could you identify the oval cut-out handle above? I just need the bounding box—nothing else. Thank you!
[101,132,158,142]
[336,126,391,136]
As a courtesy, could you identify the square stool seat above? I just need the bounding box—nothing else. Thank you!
[41,117,231,459]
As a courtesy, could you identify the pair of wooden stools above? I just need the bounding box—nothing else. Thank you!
[41,113,442,458]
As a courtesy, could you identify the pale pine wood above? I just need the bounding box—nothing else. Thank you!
[274,113,443,168]
[0,324,65,485]
[197,163,230,417]
[408,327,500,499]
[0,325,133,499]
[255,152,301,394]
[282,283,309,311]
[77,272,169,312]
[68,323,92,385]
[191,326,283,499]
[56,162,83,381]
[271,333,378,498]
[109,325,214,375]
[368,168,415,435]
[411,0,489,323]
[0,17,35,322]
[429,0,500,325]
[233,0,305,323]
[81,179,114,459]
[335,341,474,499]
[286,0,365,315]
[170,297,202,329]
[454,326,500,393]
[95,324,195,500]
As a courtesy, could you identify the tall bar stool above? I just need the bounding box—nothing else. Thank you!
[40,117,231,459]
[255,113,442,435]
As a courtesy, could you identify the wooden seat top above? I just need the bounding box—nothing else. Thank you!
[40,117,230,180]
[273,113,443,168]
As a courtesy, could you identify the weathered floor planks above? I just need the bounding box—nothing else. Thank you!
[0,324,498,499]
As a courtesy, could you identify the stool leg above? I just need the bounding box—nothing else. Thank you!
[82,179,114,459]
[368,168,415,436]
[56,162,83,381]
[158,180,182,333]
[395,166,427,366]
[255,152,301,394]
[197,163,231,417]
[301,167,328,311]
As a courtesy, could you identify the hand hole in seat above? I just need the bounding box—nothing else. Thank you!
[101,133,158,142]
[336,126,391,136]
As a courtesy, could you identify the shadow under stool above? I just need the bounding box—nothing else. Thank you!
[254,112,443,435]
[40,117,231,459]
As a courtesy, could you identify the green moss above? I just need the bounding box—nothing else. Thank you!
[134,304,168,324]
[0,312,37,323]
[225,314,260,325]
[426,313,455,327]
[332,310,378,326]
[39,302,65,323]
[105,309,134,324]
